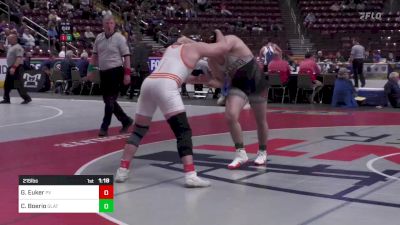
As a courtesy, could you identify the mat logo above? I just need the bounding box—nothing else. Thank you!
[359,12,382,21]
[23,73,41,88]
[138,150,400,208]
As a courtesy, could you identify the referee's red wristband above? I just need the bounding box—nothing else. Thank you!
[124,68,131,76]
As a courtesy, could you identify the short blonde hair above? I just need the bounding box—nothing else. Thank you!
[389,72,399,80]
[337,67,349,79]
[66,50,74,58]
[176,36,195,44]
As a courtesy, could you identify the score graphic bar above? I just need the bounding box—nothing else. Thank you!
[18,175,114,213]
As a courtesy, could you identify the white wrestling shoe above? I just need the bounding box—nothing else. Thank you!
[115,167,130,183]
[228,149,248,169]
[185,172,211,188]
[254,150,267,166]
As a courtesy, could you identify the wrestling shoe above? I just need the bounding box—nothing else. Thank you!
[217,96,226,106]
[120,117,134,133]
[228,149,248,169]
[115,167,130,183]
[185,172,210,188]
[254,150,267,166]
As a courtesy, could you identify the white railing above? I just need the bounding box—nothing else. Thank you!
[0,0,10,22]
[139,20,149,31]
[159,32,169,46]
[22,16,77,51]
[110,2,121,16]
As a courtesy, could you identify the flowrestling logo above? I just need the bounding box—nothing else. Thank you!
[359,12,383,21]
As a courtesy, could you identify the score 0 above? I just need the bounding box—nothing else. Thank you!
[99,185,114,213]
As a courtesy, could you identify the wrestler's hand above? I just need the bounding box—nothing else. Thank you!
[10,67,15,75]
[123,75,131,86]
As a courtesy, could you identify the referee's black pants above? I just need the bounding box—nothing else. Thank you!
[100,67,131,131]
[3,66,31,102]
[352,59,365,88]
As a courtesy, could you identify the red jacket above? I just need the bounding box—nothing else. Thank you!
[299,58,320,81]
[268,58,290,84]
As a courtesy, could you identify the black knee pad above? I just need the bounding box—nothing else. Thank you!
[126,124,149,147]
[167,112,193,158]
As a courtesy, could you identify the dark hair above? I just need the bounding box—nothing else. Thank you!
[305,52,313,58]
[208,31,216,43]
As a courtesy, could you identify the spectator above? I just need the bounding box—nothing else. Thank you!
[268,52,291,84]
[220,2,232,16]
[0,43,6,56]
[388,52,396,62]
[364,50,374,63]
[251,17,263,34]
[72,27,81,41]
[373,50,382,63]
[60,50,76,94]
[23,51,34,70]
[336,51,346,63]
[235,16,245,31]
[76,51,89,78]
[22,28,35,48]
[347,0,356,10]
[396,11,400,22]
[330,2,341,11]
[316,50,325,62]
[304,12,316,28]
[165,3,175,17]
[130,35,150,99]
[102,9,112,17]
[299,52,323,103]
[331,68,357,108]
[0,20,7,33]
[63,1,74,11]
[58,46,66,58]
[270,19,283,31]
[84,26,96,43]
[384,72,400,108]
[197,0,208,12]
[356,2,365,10]
[47,24,58,43]
[48,9,59,24]
[38,53,56,92]
[80,0,90,7]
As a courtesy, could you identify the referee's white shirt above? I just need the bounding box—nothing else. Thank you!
[93,32,130,71]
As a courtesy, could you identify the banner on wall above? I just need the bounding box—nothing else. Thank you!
[0,57,164,89]
[0,58,7,82]
[148,57,161,72]
[363,63,388,80]
[22,70,47,92]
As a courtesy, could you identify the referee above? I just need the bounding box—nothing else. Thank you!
[88,15,133,137]
[349,38,365,88]
[0,34,31,104]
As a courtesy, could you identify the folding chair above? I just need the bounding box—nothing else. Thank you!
[50,68,66,94]
[295,74,316,104]
[267,72,290,104]
[89,70,100,95]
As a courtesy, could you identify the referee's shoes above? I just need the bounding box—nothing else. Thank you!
[98,117,133,137]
